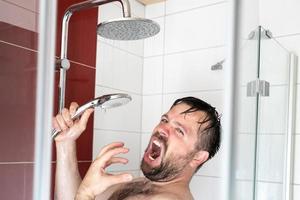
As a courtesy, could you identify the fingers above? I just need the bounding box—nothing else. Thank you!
[69,102,79,117]
[108,173,133,185]
[97,142,125,158]
[95,147,129,168]
[104,157,128,168]
[55,113,69,132]
[78,108,94,131]
[52,117,61,131]
[61,108,73,127]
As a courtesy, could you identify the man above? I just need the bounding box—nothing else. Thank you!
[53,97,221,200]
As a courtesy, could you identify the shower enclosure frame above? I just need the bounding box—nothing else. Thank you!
[33,0,57,199]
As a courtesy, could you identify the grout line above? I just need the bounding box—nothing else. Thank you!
[142,88,225,96]
[69,60,95,70]
[0,40,96,70]
[239,132,291,135]
[78,160,92,163]
[274,32,300,39]
[149,1,228,19]
[0,40,37,52]
[98,39,144,58]
[144,44,226,59]
[2,0,38,14]
[94,128,141,134]
[95,84,142,95]
[194,174,220,179]
[0,162,34,164]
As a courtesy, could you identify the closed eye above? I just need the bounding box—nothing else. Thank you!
[160,118,168,123]
[176,127,185,136]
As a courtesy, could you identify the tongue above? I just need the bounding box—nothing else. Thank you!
[151,142,161,159]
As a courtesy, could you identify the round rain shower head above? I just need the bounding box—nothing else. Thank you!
[97,17,160,40]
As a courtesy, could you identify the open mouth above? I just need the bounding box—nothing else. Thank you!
[144,137,165,165]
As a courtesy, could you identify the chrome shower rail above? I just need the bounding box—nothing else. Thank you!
[58,0,131,111]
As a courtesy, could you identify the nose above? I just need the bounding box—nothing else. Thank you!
[157,124,170,138]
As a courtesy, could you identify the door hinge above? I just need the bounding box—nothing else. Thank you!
[247,79,270,97]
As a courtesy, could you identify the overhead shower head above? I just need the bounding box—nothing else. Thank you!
[97,17,160,40]
[52,93,132,139]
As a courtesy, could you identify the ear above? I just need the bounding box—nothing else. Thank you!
[190,151,209,168]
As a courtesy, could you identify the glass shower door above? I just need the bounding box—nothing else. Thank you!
[254,26,291,200]
[0,1,56,199]
[232,26,262,200]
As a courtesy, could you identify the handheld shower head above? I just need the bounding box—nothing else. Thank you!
[97,17,160,40]
[52,93,131,139]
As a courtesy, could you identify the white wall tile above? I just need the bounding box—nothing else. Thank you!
[235,133,256,180]
[128,0,145,18]
[260,0,300,36]
[98,3,122,23]
[294,135,300,184]
[141,95,162,132]
[143,56,163,94]
[237,86,257,134]
[94,86,142,132]
[260,39,290,85]
[144,17,164,57]
[145,1,165,18]
[0,1,36,32]
[163,47,225,93]
[164,3,228,54]
[140,133,152,159]
[196,144,223,177]
[294,185,300,199]
[256,135,285,182]
[258,86,289,134]
[190,176,221,200]
[239,0,259,39]
[96,42,143,94]
[256,181,282,200]
[165,0,225,15]
[238,39,259,86]
[233,180,254,200]
[107,170,141,178]
[93,130,141,171]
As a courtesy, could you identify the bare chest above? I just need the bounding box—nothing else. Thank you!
[107,180,158,200]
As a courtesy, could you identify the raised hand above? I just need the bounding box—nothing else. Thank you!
[76,142,133,200]
[53,102,94,143]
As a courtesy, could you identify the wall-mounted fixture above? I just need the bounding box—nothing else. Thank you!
[211,59,225,70]
[57,0,160,111]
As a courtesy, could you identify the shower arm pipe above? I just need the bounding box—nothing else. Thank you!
[60,0,131,59]
[58,0,131,111]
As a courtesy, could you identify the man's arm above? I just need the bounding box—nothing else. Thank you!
[53,102,94,200]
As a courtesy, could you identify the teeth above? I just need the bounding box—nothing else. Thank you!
[153,140,161,147]
[149,155,155,160]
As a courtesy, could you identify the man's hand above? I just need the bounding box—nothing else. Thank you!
[76,142,133,200]
[53,102,94,143]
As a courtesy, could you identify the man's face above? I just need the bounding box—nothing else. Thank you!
[141,103,206,182]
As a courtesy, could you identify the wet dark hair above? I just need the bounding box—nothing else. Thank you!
[171,97,221,172]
